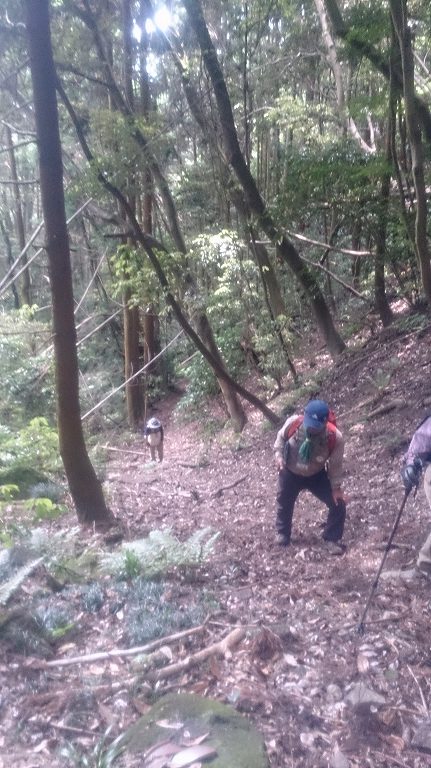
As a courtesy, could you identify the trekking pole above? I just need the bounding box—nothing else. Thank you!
[357,487,412,635]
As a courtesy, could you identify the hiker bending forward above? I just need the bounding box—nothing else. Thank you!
[401,414,431,574]
[273,400,346,546]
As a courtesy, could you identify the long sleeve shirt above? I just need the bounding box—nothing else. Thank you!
[404,416,431,466]
[274,414,344,490]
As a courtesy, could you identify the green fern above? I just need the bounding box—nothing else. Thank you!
[99,527,219,578]
[0,557,44,605]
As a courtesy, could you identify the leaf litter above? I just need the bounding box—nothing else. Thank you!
[1,319,431,766]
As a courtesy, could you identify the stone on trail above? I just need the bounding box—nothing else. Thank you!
[118,692,270,767]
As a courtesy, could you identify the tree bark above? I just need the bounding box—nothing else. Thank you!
[24,0,113,529]
[390,0,431,303]
[183,0,346,359]
[5,125,31,305]
[374,114,394,326]
[314,0,374,154]
[121,0,144,428]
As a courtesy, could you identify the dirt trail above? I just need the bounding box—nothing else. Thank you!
[2,320,431,768]
[101,321,431,766]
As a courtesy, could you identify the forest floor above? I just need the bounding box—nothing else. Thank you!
[2,306,431,768]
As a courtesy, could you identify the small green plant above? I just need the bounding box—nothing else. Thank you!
[122,549,142,579]
[395,312,428,334]
[0,529,13,547]
[0,417,60,475]
[100,528,220,579]
[60,727,125,768]
[24,497,66,521]
[0,484,19,501]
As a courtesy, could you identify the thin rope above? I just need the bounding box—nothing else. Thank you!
[81,329,184,420]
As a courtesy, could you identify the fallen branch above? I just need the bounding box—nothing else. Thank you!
[367,399,405,419]
[146,626,245,683]
[101,445,147,457]
[211,476,248,498]
[41,623,207,668]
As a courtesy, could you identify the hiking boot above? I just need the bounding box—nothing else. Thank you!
[323,540,346,555]
[417,561,431,577]
[276,534,291,547]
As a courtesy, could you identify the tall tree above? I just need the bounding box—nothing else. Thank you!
[183,0,346,358]
[390,0,431,303]
[24,0,113,528]
[65,0,248,431]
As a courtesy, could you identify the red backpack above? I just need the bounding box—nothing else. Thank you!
[284,410,337,455]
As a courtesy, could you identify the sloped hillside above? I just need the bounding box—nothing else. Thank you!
[1,312,431,768]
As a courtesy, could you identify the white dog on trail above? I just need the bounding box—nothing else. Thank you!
[144,417,164,462]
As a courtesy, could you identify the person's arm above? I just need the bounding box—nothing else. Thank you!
[327,429,344,493]
[405,417,431,465]
[273,415,297,470]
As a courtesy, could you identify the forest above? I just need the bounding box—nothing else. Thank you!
[0,1,431,767]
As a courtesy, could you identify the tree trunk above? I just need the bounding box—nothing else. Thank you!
[314,0,374,153]
[121,0,144,428]
[184,0,346,359]
[374,118,394,327]
[5,125,31,305]
[124,288,143,428]
[390,0,431,303]
[24,0,113,529]
[0,220,20,309]
[195,313,247,432]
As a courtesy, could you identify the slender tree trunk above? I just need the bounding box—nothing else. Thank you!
[390,0,431,302]
[374,117,394,327]
[124,287,143,427]
[184,0,345,359]
[314,0,374,153]
[24,0,113,528]
[0,220,20,308]
[122,0,144,428]
[5,125,31,305]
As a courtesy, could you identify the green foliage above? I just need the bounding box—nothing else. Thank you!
[35,604,75,640]
[275,143,388,225]
[175,163,220,229]
[0,417,60,476]
[267,90,333,148]
[115,578,216,647]
[122,549,142,580]
[179,231,270,407]
[0,484,19,501]
[0,309,55,427]
[28,481,64,503]
[0,466,49,499]
[60,728,125,768]
[344,3,389,51]
[24,497,66,522]
[393,312,429,334]
[100,528,220,580]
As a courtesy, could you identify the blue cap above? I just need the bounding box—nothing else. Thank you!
[303,400,329,431]
[147,417,161,429]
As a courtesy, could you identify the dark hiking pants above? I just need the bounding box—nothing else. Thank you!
[276,467,346,543]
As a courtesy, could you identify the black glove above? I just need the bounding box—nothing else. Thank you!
[401,459,423,492]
